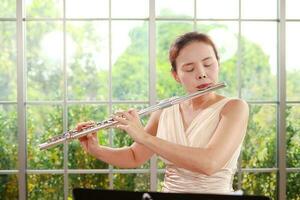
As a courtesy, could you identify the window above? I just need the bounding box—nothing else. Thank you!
[0,0,299,199]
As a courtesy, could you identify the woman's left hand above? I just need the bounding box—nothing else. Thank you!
[112,108,148,143]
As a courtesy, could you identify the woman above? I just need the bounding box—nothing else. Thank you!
[77,32,249,194]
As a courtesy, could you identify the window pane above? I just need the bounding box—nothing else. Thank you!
[0,174,18,199]
[0,22,16,101]
[241,0,277,19]
[242,104,276,168]
[0,105,17,170]
[27,174,63,200]
[66,0,109,18]
[232,173,239,192]
[68,104,109,169]
[241,172,276,200]
[67,21,109,101]
[112,104,150,169]
[197,0,238,19]
[156,0,194,19]
[241,22,277,101]
[287,172,300,200]
[286,22,300,101]
[197,21,239,97]
[26,22,63,101]
[286,0,300,19]
[111,0,148,18]
[69,174,109,199]
[26,0,62,18]
[157,172,164,192]
[0,0,16,18]
[113,173,150,191]
[287,105,300,168]
[27,105,63,169]
[156,21,193,100]
[112,21,149,101]
[157,157,166,169]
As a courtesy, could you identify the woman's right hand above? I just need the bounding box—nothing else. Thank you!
[76,121,101,157]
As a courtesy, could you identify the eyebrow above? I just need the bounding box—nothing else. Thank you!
[182,62,193,67]
[183,57,212,66]
[202,57,212,61]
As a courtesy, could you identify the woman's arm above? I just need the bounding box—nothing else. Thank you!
[115,99,249,175]
[78,110,162,168]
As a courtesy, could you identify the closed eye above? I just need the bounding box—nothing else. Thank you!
[204,62,214,67]
[186,68,194,72]
[182,63,194,72]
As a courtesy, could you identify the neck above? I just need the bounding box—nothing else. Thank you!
[185,92,216,111]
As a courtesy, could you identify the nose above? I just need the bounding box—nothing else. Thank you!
[198,74,207,79]
[197,64,207,80]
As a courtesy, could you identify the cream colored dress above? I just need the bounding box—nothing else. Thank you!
[156,97,244,194]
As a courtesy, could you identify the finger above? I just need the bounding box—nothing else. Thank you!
[113,115,129,125]
[114,109,125,117]
[77,121,93,131]
[116,124,127,131]
[128,108,139,118]
[78,121,96,131]
[79,136,88,142]
[87,132,97,139]
[76,122,86,131]
[121,111,134,120]
[87,120,95,125]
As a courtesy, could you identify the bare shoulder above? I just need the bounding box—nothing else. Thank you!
[150,109,163,121]
[221,98,249,118]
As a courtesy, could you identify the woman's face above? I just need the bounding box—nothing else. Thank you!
[172,41,219,94]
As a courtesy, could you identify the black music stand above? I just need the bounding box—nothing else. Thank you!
[73,188,271,200]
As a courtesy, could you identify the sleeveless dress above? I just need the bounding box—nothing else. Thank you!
[156,97,244,194]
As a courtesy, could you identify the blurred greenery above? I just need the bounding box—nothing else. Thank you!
[240,173,277,199]
[0,1,300,200]
[27,174,63,200]
[0,175,18,200]
[27,105,64,169]
[0,21,16,101]
[67,105,109,169]
[113,173,150,191]
[68,174,109,199]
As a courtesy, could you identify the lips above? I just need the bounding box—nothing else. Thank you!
[197,83,213,89]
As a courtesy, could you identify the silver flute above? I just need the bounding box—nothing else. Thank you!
[39,82,226,150]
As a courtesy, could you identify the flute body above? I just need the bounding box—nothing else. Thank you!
[39,82,226,150]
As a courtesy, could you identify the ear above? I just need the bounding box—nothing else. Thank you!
[171,70,181,83]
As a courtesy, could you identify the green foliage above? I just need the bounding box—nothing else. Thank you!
[68,174,109,199]
[0,105,18,170]
[26,21,64,100]
[0,175,18,200]
[0,22,16,101]
[242,105,276,168]
[112,25,149,100]
[67,105,109,169]
[286,105,300,168]
[0,0,16,18]
[27,105,64,169]
[66,21,109,101]
[113,174,150,191]
[240,38,276,100]
[27,174,63,200]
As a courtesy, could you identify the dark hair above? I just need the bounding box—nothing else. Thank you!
[169,32,220,72]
